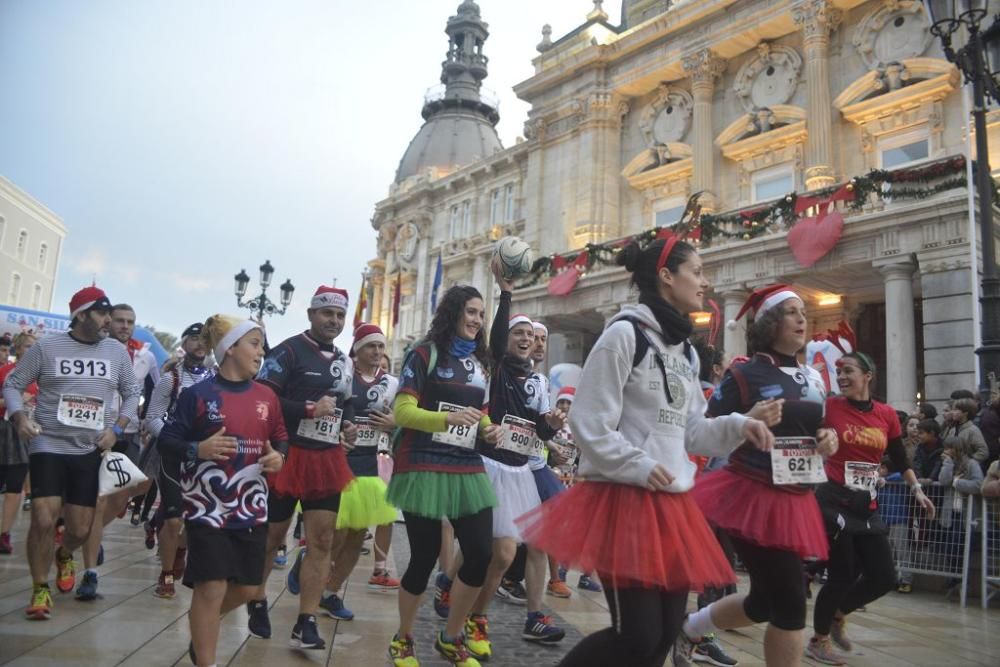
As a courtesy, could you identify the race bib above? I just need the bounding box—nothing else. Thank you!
[431,402,478,449]
[57,394,105,430]
[354,416,389,451]
[548,439,576,464]
[845,461,880,497]
[296,409,343,444]
[770,437,826,485]
[497,415,542,457]
[55,357,109,378]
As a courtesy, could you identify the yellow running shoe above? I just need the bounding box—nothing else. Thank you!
[464,614,492,661]
[389,633,420,667]
[26,585,53,620]
[434,631,481,666]
[55,547,75,594]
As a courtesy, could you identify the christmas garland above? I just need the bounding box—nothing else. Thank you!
[518,155,979,288]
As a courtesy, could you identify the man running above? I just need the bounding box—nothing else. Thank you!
[2,286,139,619]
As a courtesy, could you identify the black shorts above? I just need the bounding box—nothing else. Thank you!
[158,456,184,520]
[29,450,101,507]
[0,464,29,494]
[112,435,141,466]
[267,491,340,524]
[183,522,267,587]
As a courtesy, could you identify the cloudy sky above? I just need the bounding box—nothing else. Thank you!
[0,0,622,346]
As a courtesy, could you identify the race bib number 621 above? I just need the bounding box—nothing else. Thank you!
[770,437,826,485]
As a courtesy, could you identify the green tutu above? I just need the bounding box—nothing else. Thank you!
[336,476,398,530]
[386,471,497,520]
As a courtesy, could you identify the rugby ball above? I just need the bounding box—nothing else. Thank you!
[492,236,534,280]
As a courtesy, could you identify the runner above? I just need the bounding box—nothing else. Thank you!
[77,303,159,600]
[806,352,936,664]
[249,285,358,650]
[2,286,139,620]
[676,284,839,667]
[515,235,773,666]
[142,322,214,599]
[157,314,286,667]
[386,284,501,667]
[0,332,38,555]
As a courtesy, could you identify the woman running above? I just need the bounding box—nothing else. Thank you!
[678,284,839,667]
[806,352,935,664]
[0,333,38,555]
[386,285,501,667]
[516,235,773,667]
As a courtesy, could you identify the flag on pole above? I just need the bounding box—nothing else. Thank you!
[430,252,443,314]
[353,272,368,328]
[392,272,402,326]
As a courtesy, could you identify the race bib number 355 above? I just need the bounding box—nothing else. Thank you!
[354,416,390,451]
[770,437,826,485]
[431,402,478,449]
[497,415,542,457]
[55,357,109,378]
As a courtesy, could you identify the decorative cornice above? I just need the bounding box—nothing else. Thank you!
[835,61,959,124]
[682,49,726,88]
[792,0,843,42]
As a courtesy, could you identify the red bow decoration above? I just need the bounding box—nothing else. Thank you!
[811,320,857,355]
[548,251,590,297]
[788,184,856,268]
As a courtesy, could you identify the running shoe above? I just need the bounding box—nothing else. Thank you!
[130,511,141,527]
[172,547,187,580]
[247,599,272,639]
[897,582,912,594]
[522,611,565,643]
[0,531,12,554]
[673,626,698,664]
[274,544,288,569]
[805,637,846,666]
[290,613,326,650]
[434,572,452,618]
[434,631,481,666]
[830,617,852,652]
[55,547,75,593]
[22,495,31,511]
[547,578,572,598]
[25,585,52,620]
[465,614,492,661]
[557,566,567,582]
[389,633,420,667]
[578,574,602,592]
[143,521,156,550]
[319,593,354,620]
[495,579,526,605]
[693,635,739,666]
[153,572,176,599]
[75,570,99,601]
[368,569,401,591]
[287,547,305,595]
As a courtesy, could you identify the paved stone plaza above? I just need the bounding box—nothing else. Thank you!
[0,514,997,666]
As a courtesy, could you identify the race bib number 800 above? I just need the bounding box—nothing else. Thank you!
[431,402,478,449]
[770,437,826,485]
[497,415,542,457]
[55,357,109,378]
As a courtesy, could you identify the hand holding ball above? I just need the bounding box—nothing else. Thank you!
[492,236,534,280]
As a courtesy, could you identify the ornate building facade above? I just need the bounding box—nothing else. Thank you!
[368,0,1000,411]
[0,176,66,312]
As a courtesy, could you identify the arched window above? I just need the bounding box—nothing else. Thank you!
[9,273,21,304]
[16,230,28,261]
[39,243,48,271]
[31,283,42,309]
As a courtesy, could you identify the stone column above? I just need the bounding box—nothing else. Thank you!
[682,49,726,212]
[721,290,748,359]
[793,0,841,190]
[877,259,918,413]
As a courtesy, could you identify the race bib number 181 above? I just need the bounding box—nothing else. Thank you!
[770,437,826,485]
[296,409,343,444]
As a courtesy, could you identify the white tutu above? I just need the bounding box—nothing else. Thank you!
[482,456,541,541]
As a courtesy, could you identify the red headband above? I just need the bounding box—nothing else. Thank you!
[655,230,680,273]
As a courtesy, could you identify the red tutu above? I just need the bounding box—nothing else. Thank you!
[272,445,354,500]
[515,481,735,592]
[691,468,828,560]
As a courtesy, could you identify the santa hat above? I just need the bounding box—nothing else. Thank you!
[556,386,576,403]
[726,284,801,330]
[509,313,533,330]
[532,321,547,334]
[310,285,349,311]
[69,286,113,319]
[213,318,262,363]
[353,322,387,353]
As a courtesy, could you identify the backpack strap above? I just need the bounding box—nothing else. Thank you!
[164,367,182,416]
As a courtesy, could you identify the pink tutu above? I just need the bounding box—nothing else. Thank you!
[691,468,828,560]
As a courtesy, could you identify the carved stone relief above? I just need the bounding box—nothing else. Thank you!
[639,84,694,146]
[733,43,803,114]
[854,0,932,70]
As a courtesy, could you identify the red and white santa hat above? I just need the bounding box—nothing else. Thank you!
[509,313,533,330]
[532,321,547,334]
[556,386,576,403]
[69,286,113,319]
[310,285,349,311]
[353,322,387,353]
[727,284,801,330]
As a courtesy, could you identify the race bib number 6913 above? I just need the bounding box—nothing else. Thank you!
[56,357,109,378]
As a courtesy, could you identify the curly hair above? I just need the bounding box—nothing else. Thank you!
[11,332,36,356]
[745,304,787,355]
[425,285,489,367]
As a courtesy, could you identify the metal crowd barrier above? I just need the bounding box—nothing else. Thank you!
[982,496,1000,609]
[882,480,975,608]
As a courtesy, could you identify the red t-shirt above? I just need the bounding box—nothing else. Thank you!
[822,395,901,485]
[0,362,38,420]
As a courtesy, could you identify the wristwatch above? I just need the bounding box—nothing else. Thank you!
[112,424,125,438]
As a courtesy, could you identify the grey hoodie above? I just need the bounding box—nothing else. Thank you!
[570,304,748,492]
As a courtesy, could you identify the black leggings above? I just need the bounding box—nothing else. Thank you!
[731,536,807,631]
[558,585,687,667]
[400,508,493,595]
[813,530,895,635]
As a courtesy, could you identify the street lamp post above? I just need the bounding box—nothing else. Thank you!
[234,260,295,319]
[925,0,1000,402]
